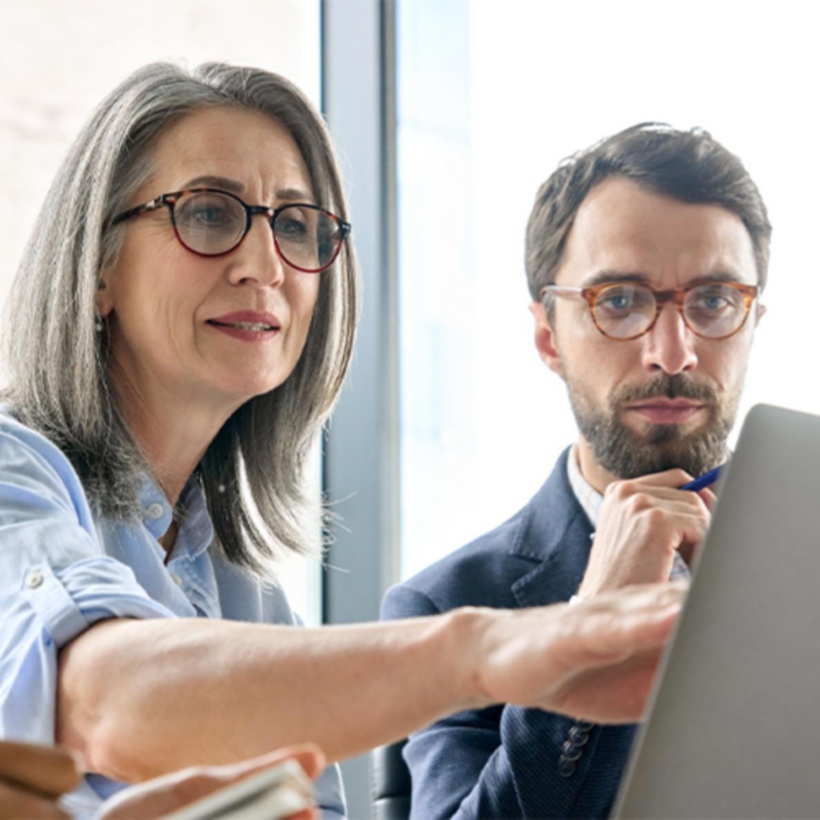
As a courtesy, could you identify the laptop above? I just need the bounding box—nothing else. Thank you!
[615,403,820,819]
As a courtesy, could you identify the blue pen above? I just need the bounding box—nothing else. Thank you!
[680,465,723,492]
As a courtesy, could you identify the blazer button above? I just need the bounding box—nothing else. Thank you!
[568,725,591,745]
[561,740,583,762]
[558,757,577,778]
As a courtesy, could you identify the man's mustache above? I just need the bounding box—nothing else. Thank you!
[613,374,718,405]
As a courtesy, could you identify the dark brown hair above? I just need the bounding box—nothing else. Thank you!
[525,123,772,308]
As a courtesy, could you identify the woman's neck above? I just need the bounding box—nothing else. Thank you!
[113,381,237,506]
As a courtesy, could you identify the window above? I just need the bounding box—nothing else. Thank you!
[397,0,815,578]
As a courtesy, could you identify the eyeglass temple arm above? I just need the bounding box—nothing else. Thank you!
[111,195,170,225]
[539,285,584,298]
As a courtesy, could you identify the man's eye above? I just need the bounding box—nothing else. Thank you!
[701,296,729,311]
[598,290,636,312]
[692,287,738,312]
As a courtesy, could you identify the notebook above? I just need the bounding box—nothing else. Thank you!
[615,403,820,819]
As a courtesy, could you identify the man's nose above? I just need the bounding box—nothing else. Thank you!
[639,303,698,374]
[226,217,287,288]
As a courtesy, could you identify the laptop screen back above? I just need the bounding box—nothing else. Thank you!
[615,403,820,819]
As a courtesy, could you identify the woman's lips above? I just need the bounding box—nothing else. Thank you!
[624,400,705,425]
[206,310,281,342]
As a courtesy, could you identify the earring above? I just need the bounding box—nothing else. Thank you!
[95,315,104,333]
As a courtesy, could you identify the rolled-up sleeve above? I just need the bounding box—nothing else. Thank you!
[0,418,175,743]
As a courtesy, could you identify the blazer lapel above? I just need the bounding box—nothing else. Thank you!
[509,448,595,608]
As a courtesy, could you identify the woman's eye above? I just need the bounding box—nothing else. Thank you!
[192,206,231,225]
[277,216,310,239]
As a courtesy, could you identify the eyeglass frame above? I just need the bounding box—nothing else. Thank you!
[110,187,352,273]
[539,280,761,341]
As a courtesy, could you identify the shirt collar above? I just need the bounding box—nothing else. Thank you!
[136,474,214,560]
[566,444,604,527]
[137,477,173,539]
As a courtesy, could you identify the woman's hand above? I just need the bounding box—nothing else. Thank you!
[98,743,324,820]
[475,582,686,723]
[0,739,322,820]
[0,740,81,819]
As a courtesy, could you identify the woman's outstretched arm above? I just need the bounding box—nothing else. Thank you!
[57,582,682,783]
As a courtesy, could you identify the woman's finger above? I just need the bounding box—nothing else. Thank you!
[0,742,81,799]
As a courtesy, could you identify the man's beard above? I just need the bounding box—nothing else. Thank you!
[567,373,738,479]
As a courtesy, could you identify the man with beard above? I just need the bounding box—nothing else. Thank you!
[380,123,771,819]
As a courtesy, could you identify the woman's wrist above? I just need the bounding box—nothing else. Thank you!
[436,606,505,713]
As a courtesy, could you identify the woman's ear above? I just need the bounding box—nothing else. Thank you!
[529,301,564,378]
[96,271,114,317]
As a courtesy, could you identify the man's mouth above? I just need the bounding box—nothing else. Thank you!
[623,398,706,425]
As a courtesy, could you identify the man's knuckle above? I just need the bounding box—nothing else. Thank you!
[627,492,654,513]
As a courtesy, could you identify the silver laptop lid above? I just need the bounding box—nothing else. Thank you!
[615,403,820,819]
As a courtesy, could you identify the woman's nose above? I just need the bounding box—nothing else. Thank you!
[226,216,287,288]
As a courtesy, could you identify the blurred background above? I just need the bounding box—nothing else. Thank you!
[1,0,816,812]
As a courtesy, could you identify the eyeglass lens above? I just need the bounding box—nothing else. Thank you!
[173,191,342,271]
[592,283,750,339]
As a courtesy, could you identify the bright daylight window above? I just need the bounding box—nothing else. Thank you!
[397,0,817,579]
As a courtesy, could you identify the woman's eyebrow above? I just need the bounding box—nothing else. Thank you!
[182,175,244,192]
[276,187,316,203]
[180,177,315,203]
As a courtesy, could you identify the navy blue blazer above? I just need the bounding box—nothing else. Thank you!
[381,449,636,819]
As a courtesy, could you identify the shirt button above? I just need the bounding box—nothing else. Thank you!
[146,503,165,520]
[26,569,44,589]
[170,572,182,586]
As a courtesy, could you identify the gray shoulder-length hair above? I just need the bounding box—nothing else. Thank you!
[1,62,359,572]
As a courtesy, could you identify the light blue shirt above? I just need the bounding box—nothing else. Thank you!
[0,410,345,818]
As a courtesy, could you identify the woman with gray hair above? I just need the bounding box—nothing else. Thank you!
[0,61,683,819]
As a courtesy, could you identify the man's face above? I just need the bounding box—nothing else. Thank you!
[531,176,763,488]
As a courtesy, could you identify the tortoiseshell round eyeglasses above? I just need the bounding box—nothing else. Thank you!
[540,280,760,340]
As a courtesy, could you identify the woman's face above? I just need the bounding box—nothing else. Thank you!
[98,106,321,421]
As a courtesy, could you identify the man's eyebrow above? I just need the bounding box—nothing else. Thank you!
[580,270,751,288]
[581,271,651,288]
[181,177,315,203]
[688,271,748,285]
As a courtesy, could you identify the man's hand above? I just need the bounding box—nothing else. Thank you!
[0,741,81,819]
[578,469,715,598]
[477,582,685,724]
